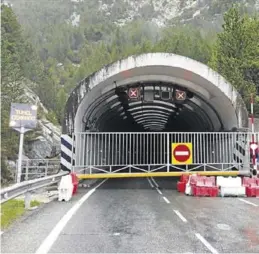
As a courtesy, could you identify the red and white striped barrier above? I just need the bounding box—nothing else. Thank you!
[58,173,79,201]
[177,174,259,197]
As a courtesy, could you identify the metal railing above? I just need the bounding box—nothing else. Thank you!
[0,172,68,208]
[17,159,61,182]
[72,132,259,174]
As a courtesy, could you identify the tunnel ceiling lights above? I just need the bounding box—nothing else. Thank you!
[83,91,117,124]
[143,123,165,128]
[133,111,169,117]
[131,112,170,118]
[129,105,173,112]
[105,94,118,103]
[110,101,121,109]
[143,122,165,127]
[134,117,168,122]
[129,100,176,109]
[135,119,168,125]
[136,116,167,123]
[131,110,170,117]
[134,116,168,122]
[182,104,194,111]
[133,114,168,120]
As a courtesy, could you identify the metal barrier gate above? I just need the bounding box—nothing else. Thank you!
[64,132,259,176]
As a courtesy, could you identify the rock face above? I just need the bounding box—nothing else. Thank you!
[24,119,61,159]
[20,81,61,160]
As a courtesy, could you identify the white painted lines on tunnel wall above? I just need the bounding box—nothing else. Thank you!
[238,198,258,207]
[35,179,107,254]
[195,233,219,254]
[173,210,188,223]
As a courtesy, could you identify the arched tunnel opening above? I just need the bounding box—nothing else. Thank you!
[62,53,249,175]
[78,82,227,172]
[84,82,215,133]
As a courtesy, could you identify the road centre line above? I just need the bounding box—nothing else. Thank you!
[156,188,163,195]
[238,198,258,207]
[173,210,187,223]
[151,177,159,188]
[195,233,219,254]
[147,178,154,188]
[35,179,107,254]
[163,196,170,204]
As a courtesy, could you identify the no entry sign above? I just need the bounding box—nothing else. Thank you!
[172,143,193,165]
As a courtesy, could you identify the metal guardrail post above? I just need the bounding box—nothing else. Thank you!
[46,160,49,177]
[25,160,29,181]
[24,191,32,209]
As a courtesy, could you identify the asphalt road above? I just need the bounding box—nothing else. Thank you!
[1,177,259,253]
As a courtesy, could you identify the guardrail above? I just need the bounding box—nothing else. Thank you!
[0,171,68,208]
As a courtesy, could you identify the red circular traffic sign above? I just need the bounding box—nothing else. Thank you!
[173,144,191,162]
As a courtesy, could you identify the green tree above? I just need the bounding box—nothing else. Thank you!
[209,6,259,115]
[1,5,25,182]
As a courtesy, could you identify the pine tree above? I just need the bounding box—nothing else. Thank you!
[209,6,259,115]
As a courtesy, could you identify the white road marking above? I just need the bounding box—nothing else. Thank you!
[175,151,189,156]
[151,177,159,188]
[173,210,187,223]
[195,233,219,254]
[217,223,231,231]
[35,179,107,254]
[238,198,258,207]
[156,188,163,195]
[147,178,154,188]
[163,196,170,204]
[0,231,3,236]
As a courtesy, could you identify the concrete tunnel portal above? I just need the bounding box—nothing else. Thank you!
[62,53,249,172]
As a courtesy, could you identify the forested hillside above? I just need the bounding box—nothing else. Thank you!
[1,1,259,182]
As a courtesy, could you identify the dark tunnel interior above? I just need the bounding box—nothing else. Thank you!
[83,81,220,133]
[77,81,226,171]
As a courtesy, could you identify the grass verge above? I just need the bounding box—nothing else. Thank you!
[1,199,41,229]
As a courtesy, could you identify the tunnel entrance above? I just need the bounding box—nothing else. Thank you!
[61,53,251,177]
[82,82,215,133]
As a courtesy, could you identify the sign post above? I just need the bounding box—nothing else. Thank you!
[9,103,37,183]
[250,94,258,177]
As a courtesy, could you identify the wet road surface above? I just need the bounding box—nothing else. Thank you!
[1,177,259,253]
